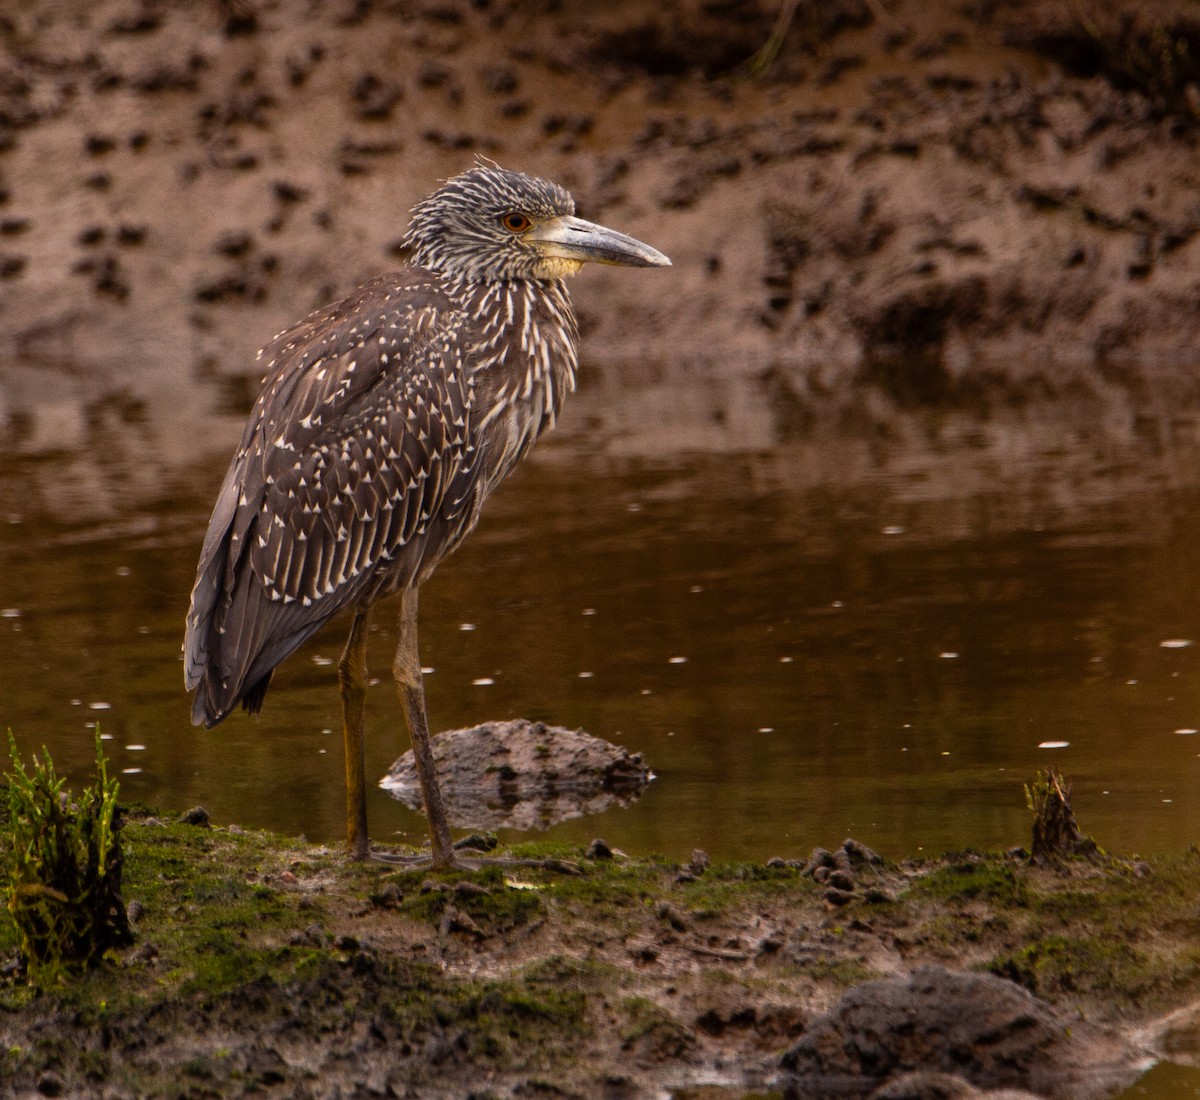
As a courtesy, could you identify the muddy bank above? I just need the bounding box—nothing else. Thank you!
[1,810,1199,1098]
[2,0,1200,484]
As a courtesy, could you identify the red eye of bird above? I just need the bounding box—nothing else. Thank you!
[501,212,532,233]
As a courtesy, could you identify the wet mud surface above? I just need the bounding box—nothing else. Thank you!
[2,815,1199,1099]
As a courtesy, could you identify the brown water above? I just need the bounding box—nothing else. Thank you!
[2,358,1200,866]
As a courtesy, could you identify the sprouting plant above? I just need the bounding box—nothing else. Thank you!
[1025,767,1098,865]
[4,730,133,975]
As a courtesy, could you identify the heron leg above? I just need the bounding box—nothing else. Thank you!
[393,588,455,868]
[339,604,372,861]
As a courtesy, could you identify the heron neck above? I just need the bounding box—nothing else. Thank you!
[445,274,580,484]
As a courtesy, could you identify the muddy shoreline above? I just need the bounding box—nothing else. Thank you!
[1,807,1199,1099]
[3,0,1200,459]
[3,0,1200,535]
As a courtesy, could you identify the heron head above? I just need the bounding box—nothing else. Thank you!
[403,163,671,282]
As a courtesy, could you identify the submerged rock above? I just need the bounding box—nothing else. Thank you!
[380,719,652,832]
[779,966,1147,1100]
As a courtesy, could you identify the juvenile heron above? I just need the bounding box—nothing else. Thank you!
[184,164,670,865]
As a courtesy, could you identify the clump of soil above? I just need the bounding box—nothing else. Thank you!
[380,719,652,831]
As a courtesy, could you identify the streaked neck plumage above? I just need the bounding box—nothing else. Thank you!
[443,271,580,482]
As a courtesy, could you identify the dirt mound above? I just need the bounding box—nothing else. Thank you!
[380,719,652,831]
[781,965,1147,1100]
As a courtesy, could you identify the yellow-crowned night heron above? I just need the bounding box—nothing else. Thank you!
[184,164,670,866]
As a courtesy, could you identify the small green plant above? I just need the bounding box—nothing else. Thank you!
[4,730,133,974]
[1025,768,1098,865]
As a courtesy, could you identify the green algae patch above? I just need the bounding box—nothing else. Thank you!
[904,855,1031,907]
[988,933,1196,1005]
[385,864,546,936]
[894,848,1200,1017]
[1,817,1200,1095]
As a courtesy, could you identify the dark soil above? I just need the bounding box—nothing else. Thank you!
[1,815,1199,1098]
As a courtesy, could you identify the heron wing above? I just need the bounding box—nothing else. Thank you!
[184,270,480,725]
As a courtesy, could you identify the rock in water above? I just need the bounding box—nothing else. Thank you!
[779,966,1147,1100]
[380,719,652,832]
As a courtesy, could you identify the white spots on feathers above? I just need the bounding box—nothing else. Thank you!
[220,256,579,617]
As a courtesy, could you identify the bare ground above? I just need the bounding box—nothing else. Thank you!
[2,810,1200,1099]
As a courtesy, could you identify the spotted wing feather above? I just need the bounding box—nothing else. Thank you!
[184,271,479,727]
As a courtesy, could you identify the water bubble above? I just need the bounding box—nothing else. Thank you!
[460,623,477,632]
[121,767,142,775]
[0,608,20,619]
[582,608,596,616]
[939,652,960,660]
[780,656,794,663]
[126,744,146,752]
[116,566,131,577]
[758,726,774,734]
[1160,639,1193,649]
[421,666,435,675]
[312,655,333,666]
[472,677,494,686]
[578,671,594,679]
[1038,740,1070,749]
[689,585,704,594]
[882,525,905,535]
[89,702,112,710]
[668,656,687,665]
[1175,728,1198,736]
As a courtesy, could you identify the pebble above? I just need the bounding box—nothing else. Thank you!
[586,837,614,860]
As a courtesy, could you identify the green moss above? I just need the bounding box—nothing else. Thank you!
[618,995,690,1051]
[678,860,808,918]
[1,809,1199,1094]
[905,857,1030,906]
[389,865,545,934]
[989,933,1200,1007]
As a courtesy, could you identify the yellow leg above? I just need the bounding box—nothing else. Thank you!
[338,605,372,860]
[393,588,455,868]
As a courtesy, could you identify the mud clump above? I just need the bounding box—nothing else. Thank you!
[780,966,1146,1100]
[380,719,652,832]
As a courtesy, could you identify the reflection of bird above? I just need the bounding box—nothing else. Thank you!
[184,164,670,866]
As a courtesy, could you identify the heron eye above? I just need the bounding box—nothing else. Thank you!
[501,212,532,233]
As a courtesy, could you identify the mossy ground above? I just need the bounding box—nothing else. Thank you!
[1,812,1199,1097]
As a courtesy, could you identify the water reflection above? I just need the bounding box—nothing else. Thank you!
[2,355,1200,863]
